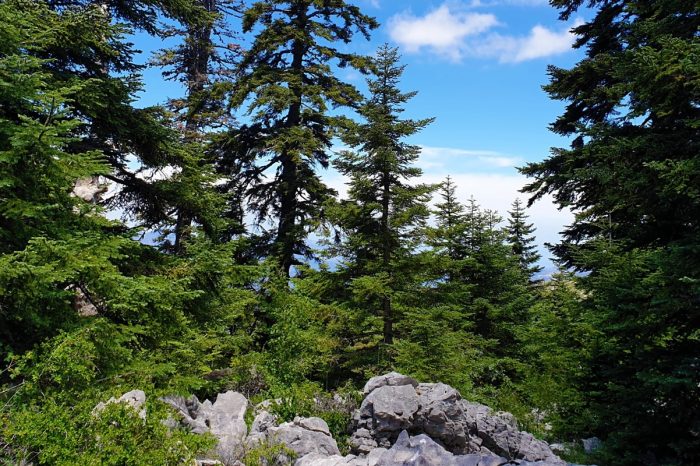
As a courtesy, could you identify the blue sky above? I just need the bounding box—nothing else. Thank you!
[132,0,586,274]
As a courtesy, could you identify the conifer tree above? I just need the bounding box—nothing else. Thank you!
[0,0,258,408]
[153,0,242,253]
[20,0,215,235]
[506,198,542,279]
[432,176,467,263]
[225,0,378,275]
[522,1,700,462]
[331,44,435,346]
[424,177,473,313]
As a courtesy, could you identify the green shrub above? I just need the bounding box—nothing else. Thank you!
[242,438,296,466]
[2,395,215,465]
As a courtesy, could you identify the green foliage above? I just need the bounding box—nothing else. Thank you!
[506,199,542,280]
[9,0,694,463]
[3,395,214,465]
[522,0,700,462]
[222,0,378,274]
[393,305,481,395]
[242,437,297,466]
[327,44,435,361]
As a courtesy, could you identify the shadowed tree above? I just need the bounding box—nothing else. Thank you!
[224,0,378,275]
[152,0,243,253]
[522,0,700,462]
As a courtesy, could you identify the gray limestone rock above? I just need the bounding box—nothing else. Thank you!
[295,416,331,436]
[93,389,147,420]
[296,453,365,466]
[361,384,420,433]
[462,400,563,464]
[363,372,419,395]
[415,382,471,453]
[376,430,460,466]
[251,411,279,435]
[268,417,340,459]
[162,391,248,462]
[349,428,379,455]
[350,374,565,465]
[373,431,565,466]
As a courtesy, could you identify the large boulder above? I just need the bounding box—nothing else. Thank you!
[162,391,248,462]
[350,383,420,452]
[268,417,340,459]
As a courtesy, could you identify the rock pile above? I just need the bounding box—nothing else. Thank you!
[348,373,563,464]
[97,373,590,466]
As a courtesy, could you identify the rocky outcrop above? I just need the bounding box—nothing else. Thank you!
[350,377,563,464]
[162,391,248,463]
[374,431,565,466]
[101,373,590,466]
[362,372,419,395]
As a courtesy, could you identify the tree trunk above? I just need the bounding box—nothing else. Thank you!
[381,168,392,344]
[275,3,306,276]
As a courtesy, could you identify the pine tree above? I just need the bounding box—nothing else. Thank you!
[331,44,435,346]
[432,176,467,263]
[224,0,378,275]
[21,0,214,236]
[423,177,473,323]
[522,1,700,462]
[152,0,242,253]
[506,198,542,280]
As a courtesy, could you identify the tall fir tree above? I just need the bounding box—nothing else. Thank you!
[224,0,378,275]
[152,0,242,253]
[506,198,542,280]
[522,0,700,463]
[330,44,435,347]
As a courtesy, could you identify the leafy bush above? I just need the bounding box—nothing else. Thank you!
[2,395,214,465]
[241,437,297,466]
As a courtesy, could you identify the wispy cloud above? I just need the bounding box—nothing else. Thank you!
[388,2,578,63]
[473,22,582,63]
[418,146,523,170]
[469,0,549,6]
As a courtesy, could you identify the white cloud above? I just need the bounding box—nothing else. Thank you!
[470,0,549,6]
[418,146,523,170]
[474,22,580,63]
[388,3,578,63]
[388,5,498,61]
